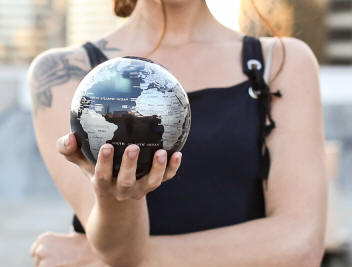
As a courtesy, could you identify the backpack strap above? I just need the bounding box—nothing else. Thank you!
[83,42,109,69]
[242,36,282,181]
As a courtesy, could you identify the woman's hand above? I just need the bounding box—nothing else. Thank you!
[30,232,109,267]
[56,133,182,201]
[55,133,182,266]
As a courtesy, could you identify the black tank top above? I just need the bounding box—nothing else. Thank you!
[72,36,281,235]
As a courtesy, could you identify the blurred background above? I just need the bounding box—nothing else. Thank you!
[0,0,351,266]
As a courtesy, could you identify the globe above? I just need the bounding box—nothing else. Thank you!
[70,56,191,178]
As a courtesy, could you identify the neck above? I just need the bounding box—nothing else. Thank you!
[126,0,219,47]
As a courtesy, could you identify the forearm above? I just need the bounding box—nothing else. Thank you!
[86,195,150,267]
[148,215,324,267]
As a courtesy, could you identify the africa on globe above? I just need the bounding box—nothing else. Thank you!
[70,56,191,178]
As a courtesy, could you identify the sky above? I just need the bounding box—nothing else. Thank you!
[206,0,241,31]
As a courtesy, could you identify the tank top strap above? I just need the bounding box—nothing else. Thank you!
[82,42,109,69]
[241,36,282,181]
[242,36,265,78]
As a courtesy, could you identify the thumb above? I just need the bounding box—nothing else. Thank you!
[56,133,94,176]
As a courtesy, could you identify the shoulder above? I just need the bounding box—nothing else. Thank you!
[258,37,322,139]
[28,45,91,115]
[279,37,318,71]
[28,45,90,85]
[264,37,322,133]
[260,37,319,94]
[260,36,317,61]
[261,37,319,78]
[275,37,319,86]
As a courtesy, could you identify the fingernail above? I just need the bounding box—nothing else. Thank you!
[176,152,182,163]
[157,151,166,163]
[102,147,112,156]
[64,134,70,147]
[128,147,139,159]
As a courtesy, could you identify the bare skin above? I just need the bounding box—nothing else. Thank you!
[29,0,327,266]
[30,232,109,267]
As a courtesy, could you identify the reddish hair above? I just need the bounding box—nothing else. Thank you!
[249,0,287,82]
[114,0,137,17]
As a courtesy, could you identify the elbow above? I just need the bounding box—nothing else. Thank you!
[86,234,144,267]
[87,240,142,267]
[85,235,114,266]
[88,245,116,267]
[295,242,324,267]
[286,227,325,267]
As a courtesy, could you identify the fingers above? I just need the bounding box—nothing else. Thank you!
[115,145,139,201]
[56,133,94,175]
[56,133,81,160]
[30,232,50,258]
[163,152,182,181]
[92,145,182,201]
[136,150,167,197]
[147,149,167,189]
[30,233,51,267]
[30,239,39,258]
[35,254,41,267]
[35,244,48,259]
[93,144,114,197]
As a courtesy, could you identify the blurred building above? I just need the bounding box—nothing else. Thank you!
[290,0,327,63]
[0,0,66,64]
[66,0,124,46]
[240,0,327,63]
[240,0,352,65]
[325,0,352,64]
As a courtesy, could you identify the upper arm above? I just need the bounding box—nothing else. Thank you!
[28,47,95,225]
[264,37,327,245]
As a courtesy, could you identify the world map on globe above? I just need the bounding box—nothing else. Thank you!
[71,56,191,177]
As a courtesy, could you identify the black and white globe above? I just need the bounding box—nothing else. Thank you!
[70,56,191,178]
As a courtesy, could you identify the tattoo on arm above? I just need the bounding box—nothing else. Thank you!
[96,39,121,52]
[30,51,87,116]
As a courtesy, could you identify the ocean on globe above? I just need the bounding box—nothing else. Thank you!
[70,56,191,178]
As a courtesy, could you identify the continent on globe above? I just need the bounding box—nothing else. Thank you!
[71,56,191,178]
[134,87,188,150]
[80,108,118,159]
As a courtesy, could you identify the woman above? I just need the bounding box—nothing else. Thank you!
[29,0,327,266]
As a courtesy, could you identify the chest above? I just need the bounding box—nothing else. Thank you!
[184,85,261,171]
[149,43,247,93]
[146,86,266,235]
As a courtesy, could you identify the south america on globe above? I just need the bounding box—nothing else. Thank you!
[70,56,191,178]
